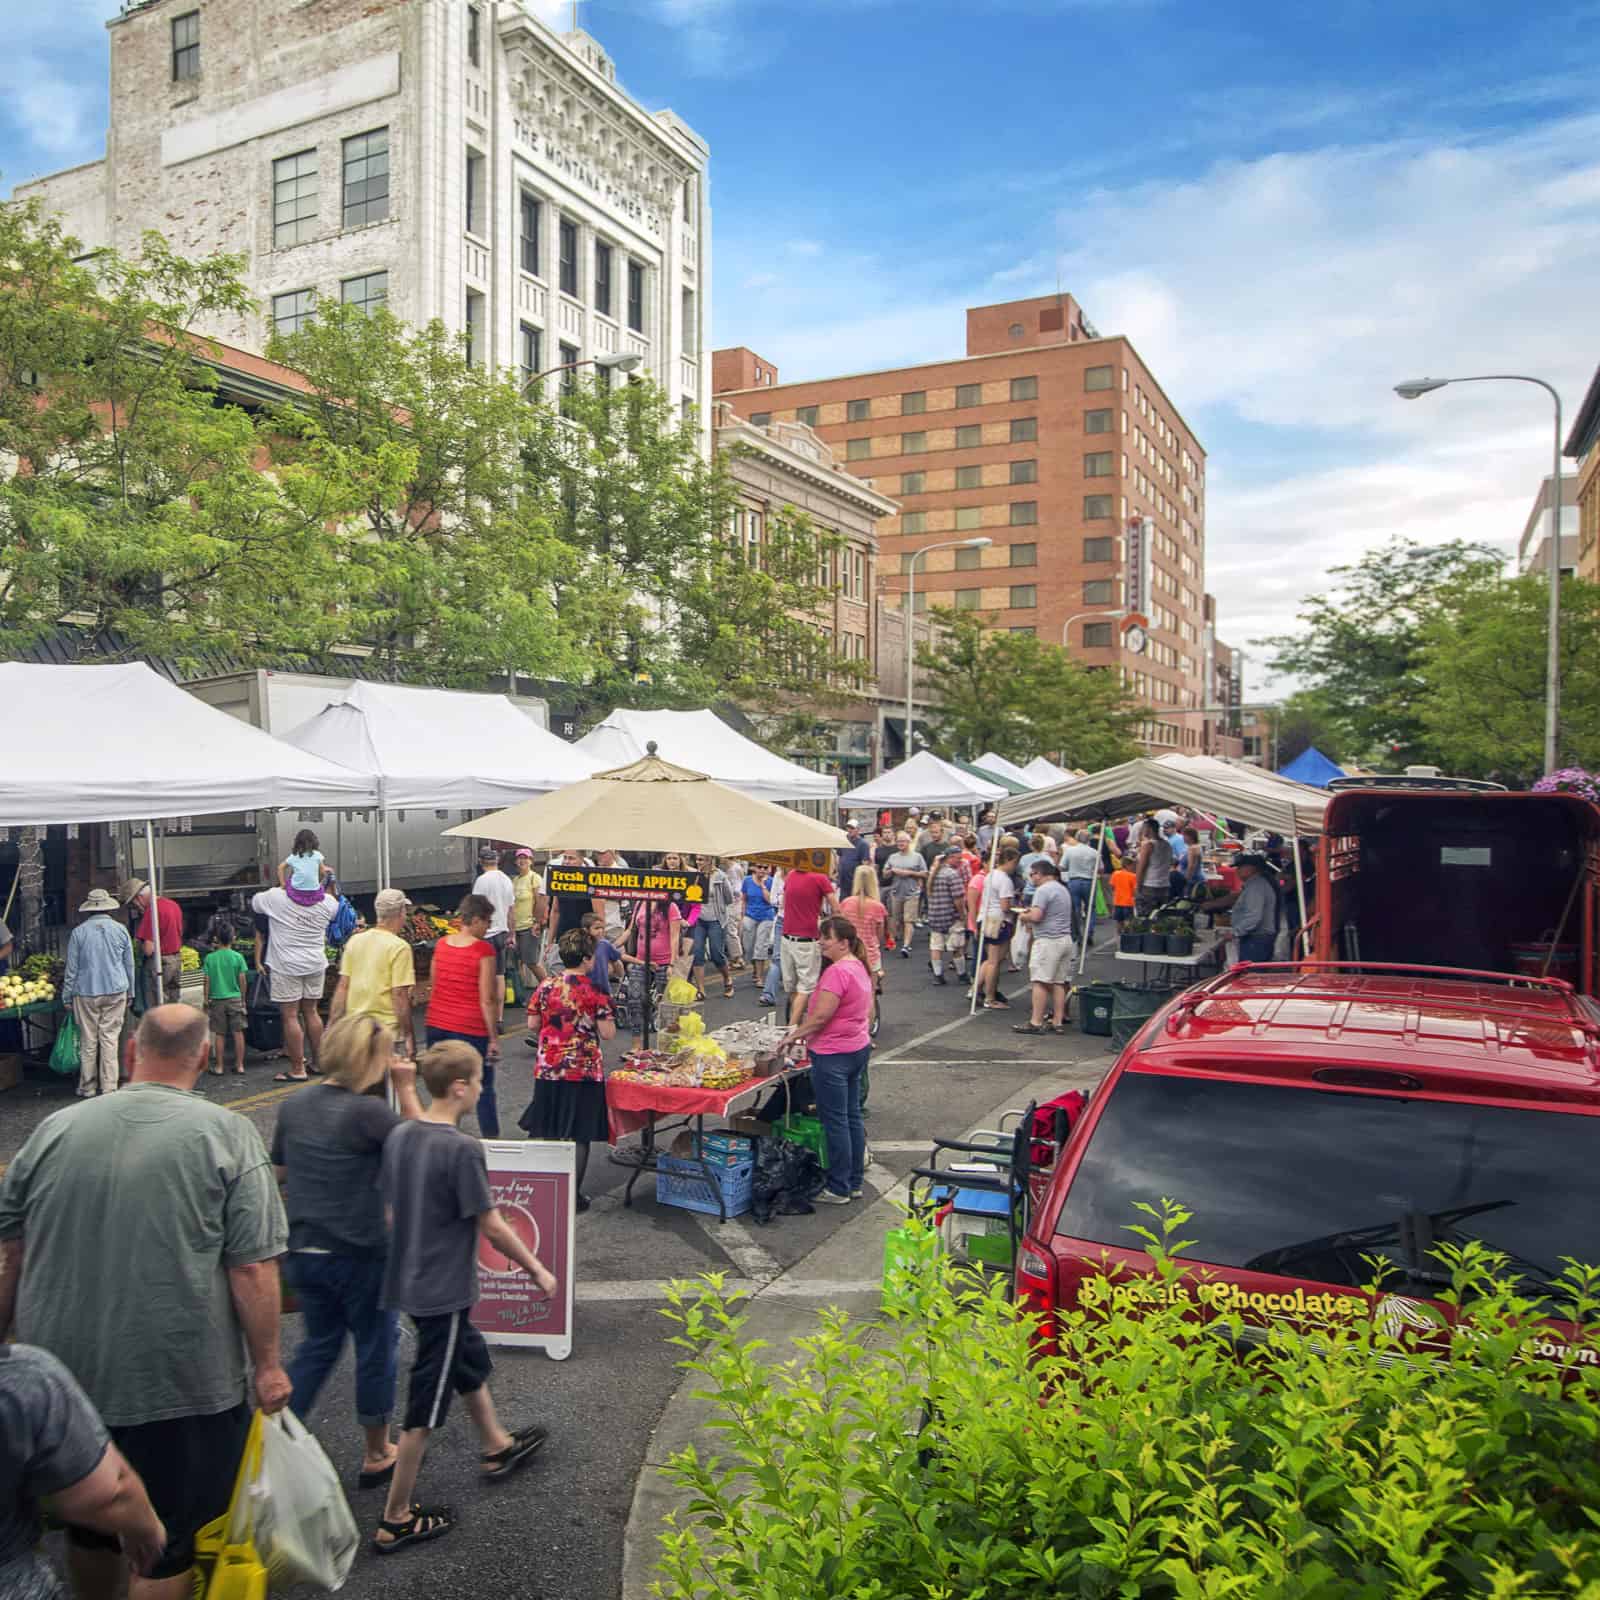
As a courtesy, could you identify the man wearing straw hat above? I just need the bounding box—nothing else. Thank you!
[61,889,136,1097]
[117,877,183,1015]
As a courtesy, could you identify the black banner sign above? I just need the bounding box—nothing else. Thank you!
[546,865,706,905]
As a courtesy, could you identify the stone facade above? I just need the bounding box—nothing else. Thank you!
[18,0,710,447]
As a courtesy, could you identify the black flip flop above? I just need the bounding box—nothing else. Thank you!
[273,1072,310,1082]
[356,1459,397,1491]
[372,1504,453,1554]
[482,1423,549,1480]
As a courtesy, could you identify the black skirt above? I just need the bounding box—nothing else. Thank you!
[518,1078,610,1143]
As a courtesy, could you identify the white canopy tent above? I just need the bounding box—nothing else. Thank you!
[1020,756,1079,788]
[0,661,380,984]
[976,751,1034,787]
[280,682,601,886]
[837,750,1007,811]
[574,709,837,804]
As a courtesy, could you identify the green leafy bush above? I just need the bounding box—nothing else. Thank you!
[652,1204,1600,1599]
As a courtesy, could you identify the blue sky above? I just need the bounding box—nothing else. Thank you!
[6,0,1600,692]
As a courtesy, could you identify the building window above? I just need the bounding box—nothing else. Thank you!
[467,3,482,66]
[1085,365,1114,391]
[955,545,982,570]
[1085,408,1113,433]
[901,390,926,415]
[902,431,927,454]
[847,397,871,421]
[1084,494,1113,519]
[901,471,925,493]
[955,506,982,531]
[1010,501,1038,525]
[559,341,580,394]
[1083,621,1114,647]
[797,405,818,427]
[627,260,645,331]
[172,10,199,80]
[465,150,485,236]
[955,589,982,611]
[271,288,315,335]
[956,382,982,408]
[1010,459,1037,484]
[903,512,927,534]
[519,191,541,275]
[1083,536,1115,562]
[340,270,387,316]
[1010,375,1038,401]
[1010,543,1037,567]
[1085,452,1114,477]
[593,241,613,315]
[750,411,771,426]
[847,438,871,461]
[681,287,697,356]
[559,218,579,297]
[1010,626,1036,637]
[519,323,542,393]
[1084,578,1115,605]
[683,177,694,221]
[1010,585,1037,609]
[464,290,485,366]
[1010,417,1037,443]
[911,591,928,613]
[272,150,318,248]
[342,128,390,228]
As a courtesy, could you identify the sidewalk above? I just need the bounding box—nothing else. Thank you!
[619,1037,1110,1600]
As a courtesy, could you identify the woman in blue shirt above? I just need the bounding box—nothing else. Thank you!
[740,866,776,992]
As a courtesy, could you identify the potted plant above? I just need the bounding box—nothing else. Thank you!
[1165,923,1196,957]
[1120,916,1147,954]
[1142,918,1169,955]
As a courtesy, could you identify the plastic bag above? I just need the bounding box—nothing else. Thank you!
[192,1411,268,1600]
[248,1410,359,1591]
[48,1015,79,1076]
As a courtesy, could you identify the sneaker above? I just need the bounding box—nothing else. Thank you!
[814,1190,852,1206]
[932,974,948,986]
[758,996,776,1008]
[900,947,912,960]
[850,1187,864,1199]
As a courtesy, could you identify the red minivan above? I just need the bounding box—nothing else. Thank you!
[1017,962,1600,1362]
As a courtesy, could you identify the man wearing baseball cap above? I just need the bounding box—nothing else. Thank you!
[329,888,417,1053]
[509,848,546,989]
[471,845,516,1027]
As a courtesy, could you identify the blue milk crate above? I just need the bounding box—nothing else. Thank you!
[657,1154,755,1218]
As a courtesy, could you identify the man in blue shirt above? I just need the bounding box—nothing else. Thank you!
[835,822,872,901]
[1162,821,1188,902]
[60,889,136,1099]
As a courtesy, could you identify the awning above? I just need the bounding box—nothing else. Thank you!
[1277,746,1346,788]
[976,751,1034,786]
[838,750,1008,809]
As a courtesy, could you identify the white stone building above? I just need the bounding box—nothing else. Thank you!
[18,0,711,443]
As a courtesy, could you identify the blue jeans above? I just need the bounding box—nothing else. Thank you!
[811,1046,869,1196]
[284,1253,398,1427]
[427,1025,498,1136]
[691,917,727,970]
[1237,931,1275,963]
[761,916,784,1005]
[1067,878,1096,941]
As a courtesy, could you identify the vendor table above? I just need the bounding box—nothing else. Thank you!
[1114,932,1225,990]
[0,998,64,1054]
[607,1064,809,1222]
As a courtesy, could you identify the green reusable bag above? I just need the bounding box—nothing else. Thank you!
[49,1014,80,1075]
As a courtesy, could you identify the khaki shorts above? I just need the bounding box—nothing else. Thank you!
[779,936,822,995]
[929,928,965,955]
[1029,934,1075,986]
[269,968,324,1003]
[207,996,246,1036]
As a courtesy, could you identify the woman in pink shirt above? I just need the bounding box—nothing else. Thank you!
[622,896,681,1050]
[779,916,873,1204]
[838,864,888,982]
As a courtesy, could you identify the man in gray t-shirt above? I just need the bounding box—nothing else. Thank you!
[883,834,928,958]
[1015,861,1076,1033]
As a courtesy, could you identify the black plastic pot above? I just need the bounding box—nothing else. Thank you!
[1165,934,1195,956]
[1141,932,1168,954]
[1119,932,1142,954]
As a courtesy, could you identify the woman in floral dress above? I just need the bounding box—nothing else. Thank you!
[518,926,617,1211]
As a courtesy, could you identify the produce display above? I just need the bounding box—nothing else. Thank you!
[611,1017,755,1092]
[179,945,201,972]
[708,1021,790,1057]
[0,971,56,1010]
[403,906,454,945]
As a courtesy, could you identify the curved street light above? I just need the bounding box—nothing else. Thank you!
[1395,373,1563,773]
[531,349,643,385]
[903,536,992,759]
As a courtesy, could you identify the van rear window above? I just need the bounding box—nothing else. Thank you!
[1058,1071,1600,1298]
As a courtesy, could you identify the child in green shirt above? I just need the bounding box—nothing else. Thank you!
[201,927,249,1075]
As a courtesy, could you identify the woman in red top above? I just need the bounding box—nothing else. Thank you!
[520,927,617,1210]
[425,893,501,1135]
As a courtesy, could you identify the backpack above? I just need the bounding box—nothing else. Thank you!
[326,884,359,947]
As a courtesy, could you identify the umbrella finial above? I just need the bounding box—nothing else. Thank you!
[646,741,659,757]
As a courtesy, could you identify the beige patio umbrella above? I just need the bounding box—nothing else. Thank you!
[442,743,849,855]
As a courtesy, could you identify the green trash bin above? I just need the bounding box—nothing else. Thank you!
[1079,983,1115,1037]
[1110,983,1170,1046]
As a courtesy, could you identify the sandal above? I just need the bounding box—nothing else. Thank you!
[273,1072,310,1082]
[722,983,735,998]
[984,1000,1011,1011]
[356,1458,398,1490]
[372,1504,453,1553]
[482,1423,549,1480]
[1049,1023,1069,1035]
[1012,1022,1046,1035]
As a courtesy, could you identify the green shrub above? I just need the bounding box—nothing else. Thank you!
[651,1203,1600,1599]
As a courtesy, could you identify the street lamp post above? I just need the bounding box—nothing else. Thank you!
[531,349,643,386]
[1395,374,1564,775]
[904,536,992,759]
[1060,608,1126,648]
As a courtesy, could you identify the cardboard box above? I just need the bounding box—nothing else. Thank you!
[0,1053,22,1094]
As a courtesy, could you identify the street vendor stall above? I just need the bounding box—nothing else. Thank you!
[445,744,849,1217]
[838,750,1008,813]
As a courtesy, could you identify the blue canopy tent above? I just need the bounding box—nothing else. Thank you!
[1278,746,1346,788]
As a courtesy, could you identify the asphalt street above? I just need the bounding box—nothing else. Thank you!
[2,936,1139,1600]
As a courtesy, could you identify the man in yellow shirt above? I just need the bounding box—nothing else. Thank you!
[328,888,416,1056]
[510,848,546,989]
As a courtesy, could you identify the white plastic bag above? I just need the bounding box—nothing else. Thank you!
[249,1410,359,1591]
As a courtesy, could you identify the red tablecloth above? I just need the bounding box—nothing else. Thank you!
[606,1071,794,1144]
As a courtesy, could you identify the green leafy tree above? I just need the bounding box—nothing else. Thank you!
[1274,688,1349,768]
[267,305,577,684]
[915,609,1142,770]
[1255,538,1503,766]
[1418,575,1600,785]
[0,199,350,665]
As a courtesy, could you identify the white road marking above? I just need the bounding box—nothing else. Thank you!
[693,1210,784,1283]
[575,1276,885,1303]
[873,1057,1093,1067]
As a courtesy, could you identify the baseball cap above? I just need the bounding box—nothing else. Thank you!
[942,843,963,857]
[375,887,412,917]
[478,844,500,861]
[515,847,534,859]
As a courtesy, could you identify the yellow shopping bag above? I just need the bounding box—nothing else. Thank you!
[190,1412,267,1600]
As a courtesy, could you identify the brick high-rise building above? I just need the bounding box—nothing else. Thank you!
[714,294,1209,750]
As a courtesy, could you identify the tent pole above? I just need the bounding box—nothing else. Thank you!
[1292,837,1309,959]
[968,822,1004,1016]
[377,776,391,890]
[144,818,162,1012]
[643,900,654,1051]
[1076,821,1105,977]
